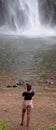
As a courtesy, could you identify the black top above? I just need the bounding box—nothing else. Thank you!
[22,91,35,100]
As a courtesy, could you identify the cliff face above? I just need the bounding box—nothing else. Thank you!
[0,0,9,26]
[38,0,56,26]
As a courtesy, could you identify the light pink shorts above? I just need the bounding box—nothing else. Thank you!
[23,100,33,109]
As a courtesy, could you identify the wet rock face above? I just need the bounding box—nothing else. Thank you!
[0,0,5,25]
[0,0,29,29]
[0,0,10,26]
[38,0,56,26]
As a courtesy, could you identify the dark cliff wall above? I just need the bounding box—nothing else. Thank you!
[38,0,56,26]
[0,0,9,25]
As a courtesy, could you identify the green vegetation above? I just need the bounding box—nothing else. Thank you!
[0,121,10,130]
[43,126,56,130]
[0,121,56,130]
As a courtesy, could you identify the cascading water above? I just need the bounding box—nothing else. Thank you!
[0,0,56,36]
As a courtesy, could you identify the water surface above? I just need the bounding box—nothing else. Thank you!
[0,35,56,87]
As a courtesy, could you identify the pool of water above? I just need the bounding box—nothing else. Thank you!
[0,35,56,87]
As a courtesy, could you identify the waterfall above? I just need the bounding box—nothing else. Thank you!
[0,0,56,37]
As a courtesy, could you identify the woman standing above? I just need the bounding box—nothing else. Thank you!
[20,83,35,127]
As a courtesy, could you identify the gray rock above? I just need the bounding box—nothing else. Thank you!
[46,81,54,85]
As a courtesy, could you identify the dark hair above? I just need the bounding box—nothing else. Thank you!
[26,83,32,91]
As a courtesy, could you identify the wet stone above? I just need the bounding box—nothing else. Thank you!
[13,85,18,88]
[6,85,12,88]
[46,81,54,85]
[18,80,30,86]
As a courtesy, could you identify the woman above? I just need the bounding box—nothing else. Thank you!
[20,83,35,127]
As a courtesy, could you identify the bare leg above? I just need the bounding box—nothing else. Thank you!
[27,106,31,127]
[21,108,26,125]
